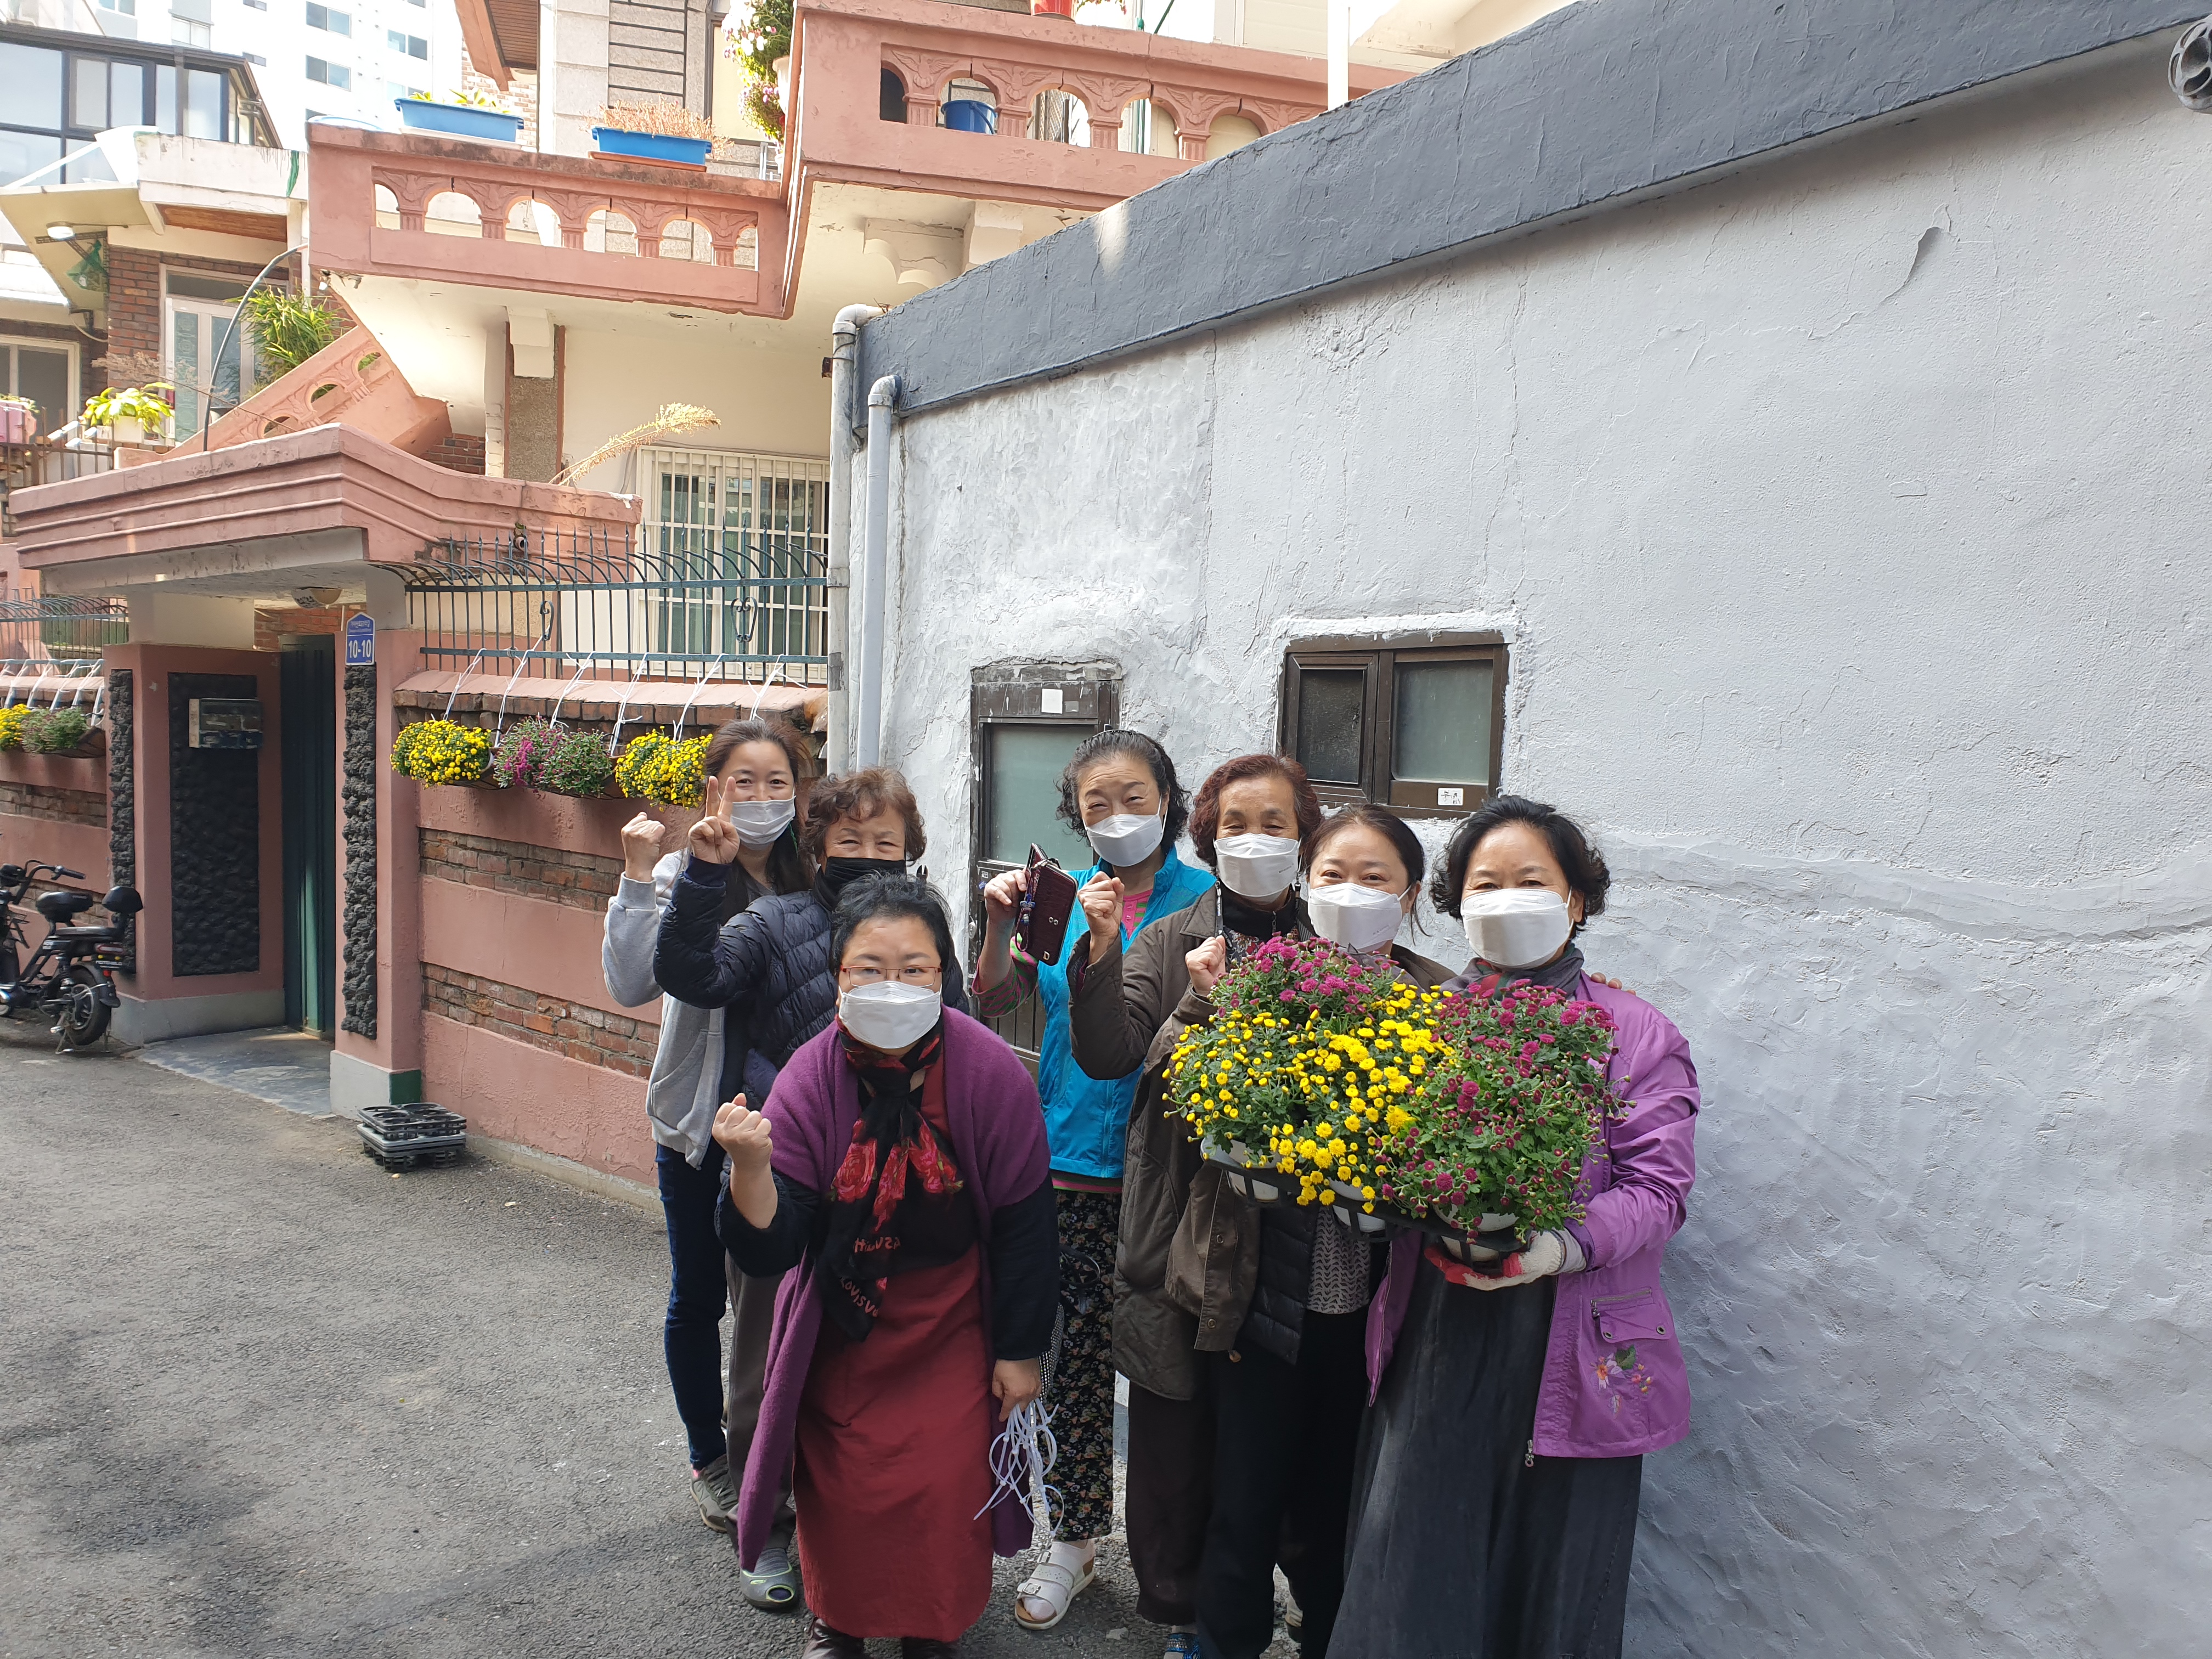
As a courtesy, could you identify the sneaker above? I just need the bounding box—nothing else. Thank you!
[691,1453,737,1533]
[742,1542,803,1611]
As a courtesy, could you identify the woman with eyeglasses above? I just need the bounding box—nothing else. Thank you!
[655,764,970,1609]
[970,730,1215,1635]
[716,874,1058,1659]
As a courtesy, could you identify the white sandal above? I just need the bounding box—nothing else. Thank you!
[1013,1542,1097,1631]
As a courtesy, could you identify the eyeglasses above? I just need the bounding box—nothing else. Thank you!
[840,964,940,986]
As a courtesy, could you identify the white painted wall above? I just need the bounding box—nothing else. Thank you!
[855,40,2212,1658]
[560,326,829,488]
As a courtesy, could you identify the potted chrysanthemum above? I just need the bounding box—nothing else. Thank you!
[1372,977,1616,1261]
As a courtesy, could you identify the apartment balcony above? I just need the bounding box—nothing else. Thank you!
[792,0,1408,217]
[306,0,1400,324]
[308,126,793,318]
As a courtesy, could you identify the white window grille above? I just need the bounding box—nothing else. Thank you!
[636,447,831,681]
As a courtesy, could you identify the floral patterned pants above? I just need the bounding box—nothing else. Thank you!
[1047,1186,1120,1542]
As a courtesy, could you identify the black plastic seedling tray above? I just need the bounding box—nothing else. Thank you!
[358,1103,468,1167]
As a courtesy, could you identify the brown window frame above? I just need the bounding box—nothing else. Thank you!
[967,663,1121,1065]
[1278,631,1507,818]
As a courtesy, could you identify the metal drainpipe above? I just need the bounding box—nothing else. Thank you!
[825,303,881,775]
[857,374,900,771]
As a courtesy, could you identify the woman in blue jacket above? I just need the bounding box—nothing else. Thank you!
[972,729,1213,1639]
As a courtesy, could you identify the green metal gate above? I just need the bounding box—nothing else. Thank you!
[280,636,336,1035]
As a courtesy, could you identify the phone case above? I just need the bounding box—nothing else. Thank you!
[1018,844,1080,967]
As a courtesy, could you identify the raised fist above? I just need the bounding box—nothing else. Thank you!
[714,1093,774,1172]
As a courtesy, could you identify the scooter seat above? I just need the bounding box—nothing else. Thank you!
[35,889,95,923]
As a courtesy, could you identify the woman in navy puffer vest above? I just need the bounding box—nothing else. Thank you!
[656,764,970,1114]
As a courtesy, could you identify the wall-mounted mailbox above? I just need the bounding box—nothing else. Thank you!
[188,697,264,750]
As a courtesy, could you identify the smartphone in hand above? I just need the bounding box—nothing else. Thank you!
[1017,844,1080,967]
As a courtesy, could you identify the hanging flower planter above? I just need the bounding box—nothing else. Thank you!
[14,707,103,758]
[614,731,708,806]
[390,719,492,787]
[537,729,619,799]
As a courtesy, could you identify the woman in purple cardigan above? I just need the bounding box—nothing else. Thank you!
[1334,796,1700,1659]
[714,873,1058,1659]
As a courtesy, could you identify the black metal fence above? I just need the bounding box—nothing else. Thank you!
[0,596,129,665]
[403,525,833,687]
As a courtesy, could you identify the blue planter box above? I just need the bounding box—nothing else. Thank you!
[590,127,713,166]
[396,100,524,142]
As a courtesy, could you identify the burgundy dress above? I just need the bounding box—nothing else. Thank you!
[792,1066,996,1641]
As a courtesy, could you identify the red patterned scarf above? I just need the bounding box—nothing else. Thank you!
[818,1020,977,1340]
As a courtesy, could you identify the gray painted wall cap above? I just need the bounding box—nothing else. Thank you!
[860,0,2204,416]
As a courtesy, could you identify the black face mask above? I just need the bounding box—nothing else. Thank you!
[818,855,907,903]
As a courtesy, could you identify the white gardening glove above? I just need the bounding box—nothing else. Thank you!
[1463,1229,1582,1291]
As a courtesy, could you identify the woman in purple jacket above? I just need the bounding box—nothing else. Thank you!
[713,873,1058,1659]
[1334,796,1699,1659]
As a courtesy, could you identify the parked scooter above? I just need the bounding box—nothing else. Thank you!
[0,859,141,1050]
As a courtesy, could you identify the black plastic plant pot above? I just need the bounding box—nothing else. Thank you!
[1323,1179,1392,1235]
[1432,1224,1526,1266]
[1201,1137,1292,1205]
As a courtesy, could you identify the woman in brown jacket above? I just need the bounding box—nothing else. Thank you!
[1070,764,1452,1659]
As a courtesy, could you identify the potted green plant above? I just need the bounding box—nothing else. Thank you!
[81,383,173,446]
[538,729,618,798]
[396,87,524,143]
[591,100,716,166]
[20,707,97,756]
[242,289,344,385]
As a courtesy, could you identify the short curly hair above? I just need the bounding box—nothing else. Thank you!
[830,871,957,975]
[1187,754,1324,867]
[1429,794,1610,923]
[1055,729,1190,848]
[801,767,926,862]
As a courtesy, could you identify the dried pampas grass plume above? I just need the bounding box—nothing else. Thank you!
[555,403,719,487]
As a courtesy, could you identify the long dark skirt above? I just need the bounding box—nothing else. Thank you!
[1333,1258,1643,1659]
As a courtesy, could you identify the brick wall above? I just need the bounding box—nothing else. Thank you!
[421,432,487,475]
[460,47,540,149]
[422,962,657,1076]
[253,603,363,652]
[0,778,107,826]
[2,319,106,414]
[419,829,622,910]
[102,247,325,392]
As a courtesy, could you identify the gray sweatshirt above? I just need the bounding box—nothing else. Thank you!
[602,849,725,1168]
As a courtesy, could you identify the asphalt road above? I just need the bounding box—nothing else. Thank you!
[0,1028,1156,1658]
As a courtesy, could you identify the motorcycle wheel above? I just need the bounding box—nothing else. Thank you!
[55,964,111,1049]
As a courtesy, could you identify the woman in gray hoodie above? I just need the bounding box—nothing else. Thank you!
[601,710,815,1609]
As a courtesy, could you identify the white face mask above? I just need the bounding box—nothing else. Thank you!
[1306,881,1408,953]
[837,980,943,1051]
[1460,888,1573,970]
[729,797,796,850]
[1087,808,1165,870]
[1213,832,1302,900]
